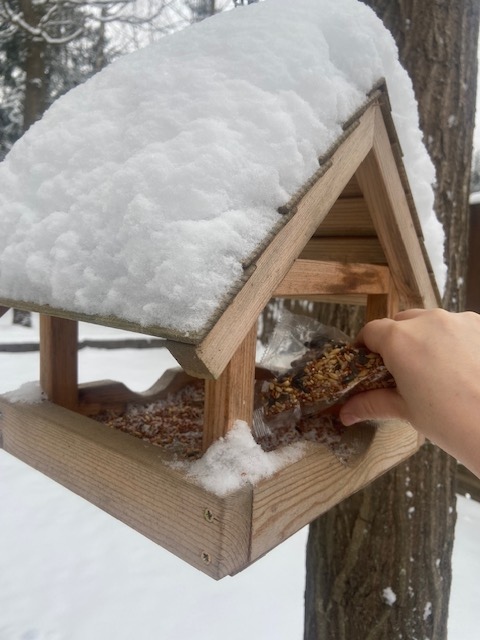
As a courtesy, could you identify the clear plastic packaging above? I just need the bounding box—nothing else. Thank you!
[254,310,395,463]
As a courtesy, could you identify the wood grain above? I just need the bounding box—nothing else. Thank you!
[339,175,363,198]
[273,260,390,298]
[0,398,252,580]
[249,419,421,562]
[298,237,386,264]
[356,106,439,309]
[203,322,257,450]
[39,315,78,410]
[314,197,375,237]
[78,368,197,415]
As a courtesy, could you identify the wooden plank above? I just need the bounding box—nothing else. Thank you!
[39,315,78,410]
[0,295,200,345]
[299,237,386,264]
[275,294,369,306]
[365,278,400,322]
[366,293,398,321]
[193,106,377,379]
[203,322,257,450]
[355,106,439,309]
[78,368,197,415]
[273,259,390,298]
[0,398,252,579]
[249,419,420,562]
[339,174,363,198]
[314,197,376,237]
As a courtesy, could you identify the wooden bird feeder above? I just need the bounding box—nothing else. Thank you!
[0,84,440,579]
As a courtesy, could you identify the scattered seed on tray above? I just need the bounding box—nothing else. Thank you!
[92,340,393,463]
[94,382,205,459]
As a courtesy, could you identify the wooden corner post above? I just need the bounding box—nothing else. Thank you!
[39,315,79,410]
[203,322,257,451]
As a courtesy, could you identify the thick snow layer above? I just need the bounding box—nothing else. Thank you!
[0,0,446,336]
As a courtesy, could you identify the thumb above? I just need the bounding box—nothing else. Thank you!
[339,388,410,426]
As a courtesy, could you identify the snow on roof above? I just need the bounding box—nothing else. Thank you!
[0,0,446,338]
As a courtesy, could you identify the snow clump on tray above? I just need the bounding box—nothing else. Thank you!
[3,381,46,404]
[173,421,306,496]
[0,0,446,336]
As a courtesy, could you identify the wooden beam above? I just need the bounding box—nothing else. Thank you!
[161,339,215,379]
[299,237,386,264]
[78,368,197,416]
[278,294,369,306]
[273,259,390,298]
[203,322,257,451]
[0,295,200,345]
[194,105,377,379]
[39,315,78,410]
[365,283,400,321]
[356,106,439,309]
[339,174,363,198]
[315,197,376,237]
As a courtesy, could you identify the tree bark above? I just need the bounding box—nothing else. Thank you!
[366,0,479,312]
[19,0,47,132]
[305,444,457,639]
[304,2,479,639]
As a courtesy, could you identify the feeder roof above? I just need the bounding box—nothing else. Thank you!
[0,0,444,366]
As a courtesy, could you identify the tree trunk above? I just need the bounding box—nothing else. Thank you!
[19,0,47,132]
[13,0,48,328]
[305,444,457,639]
[304,2,479,639]
[366,0,478,312]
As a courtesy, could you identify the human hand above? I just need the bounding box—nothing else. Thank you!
[339,309,480,477]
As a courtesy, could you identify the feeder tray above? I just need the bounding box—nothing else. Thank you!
[0,88,439,579]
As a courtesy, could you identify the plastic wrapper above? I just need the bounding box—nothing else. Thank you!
[254,310,396,463]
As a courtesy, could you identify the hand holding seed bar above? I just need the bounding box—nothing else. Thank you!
[339,309,480,478]
[262,337,395,420]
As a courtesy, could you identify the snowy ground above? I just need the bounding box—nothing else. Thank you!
[0,314,478,639]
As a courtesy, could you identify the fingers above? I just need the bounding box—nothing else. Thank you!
[353,308,428,353]
[393,308,426,321]
[354,318,394,353]
[339,388,410,426]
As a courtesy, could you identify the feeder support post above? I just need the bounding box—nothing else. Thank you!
[203,321,257,451]
[40,315,79,410]
[366,277,400,321]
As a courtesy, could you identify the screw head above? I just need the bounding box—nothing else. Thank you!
[201,552,211,565]
[204,508,214,523]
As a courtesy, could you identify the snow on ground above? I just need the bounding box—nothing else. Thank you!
[0,320,478,639]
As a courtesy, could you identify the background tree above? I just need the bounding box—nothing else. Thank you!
[0,0,178,325]
[0,0,181,157]
[0,1,246,326]
[304,2,479,639]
